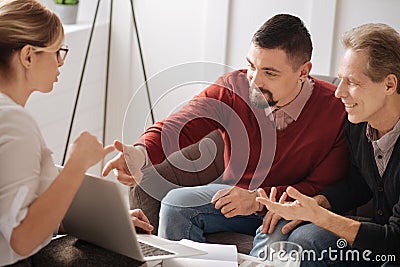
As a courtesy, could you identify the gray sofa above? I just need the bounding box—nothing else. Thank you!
[129,75,371,254]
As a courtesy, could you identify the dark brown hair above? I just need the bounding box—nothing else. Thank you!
[252,14,313,70]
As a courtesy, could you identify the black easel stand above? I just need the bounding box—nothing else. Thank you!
[61,0,154,165]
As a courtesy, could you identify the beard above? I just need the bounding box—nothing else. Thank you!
[248,86,277,109]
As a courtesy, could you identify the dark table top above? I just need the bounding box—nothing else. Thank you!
[32,235,149,267]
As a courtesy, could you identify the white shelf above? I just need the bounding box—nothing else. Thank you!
[63,21,109,34]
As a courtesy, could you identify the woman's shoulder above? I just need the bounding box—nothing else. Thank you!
[0,95,41,144]
[1,94,38,127]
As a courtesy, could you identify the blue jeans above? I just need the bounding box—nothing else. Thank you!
[158,184,263,242]
[286,223,390,267]
[250,219,291,257]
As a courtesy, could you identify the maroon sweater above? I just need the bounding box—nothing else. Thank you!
[137,70,348,198]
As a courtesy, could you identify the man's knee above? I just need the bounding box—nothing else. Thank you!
[159,193,192,225]
[161,184,223,207]
[161,187,193,207]
[287,224,321,251]
[288,223,339,257]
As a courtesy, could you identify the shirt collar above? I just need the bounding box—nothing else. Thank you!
[366,119,400,152]
[0,92,18,106]
[269,77,314,121]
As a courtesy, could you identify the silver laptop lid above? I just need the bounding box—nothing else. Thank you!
[62,173,147,261]
[61,170,205,262]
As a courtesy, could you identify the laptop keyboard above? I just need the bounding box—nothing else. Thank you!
[138,241,175,257]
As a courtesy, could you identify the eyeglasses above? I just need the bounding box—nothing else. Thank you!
[56,46,69,63]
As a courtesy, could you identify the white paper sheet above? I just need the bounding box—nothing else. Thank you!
[162,239,238,267]
[163,258,237,267]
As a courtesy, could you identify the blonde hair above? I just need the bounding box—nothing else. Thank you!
[0,0,64,70]
[342,23,400,93]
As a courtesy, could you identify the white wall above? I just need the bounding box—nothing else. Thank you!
[30,0,400,175]
[330,0,400,76]
[227,0,312,69]
[29,0,111,175]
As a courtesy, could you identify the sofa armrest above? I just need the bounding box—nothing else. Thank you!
[129,130,225,234]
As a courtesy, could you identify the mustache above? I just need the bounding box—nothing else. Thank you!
[249,86,278,108]
[250,86,273,98]
[257,87,271,94]
[250,85,266,91]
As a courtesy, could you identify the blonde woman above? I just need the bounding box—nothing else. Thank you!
[0,1,152,266]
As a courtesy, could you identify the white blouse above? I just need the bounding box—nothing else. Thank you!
[0,93,58,265]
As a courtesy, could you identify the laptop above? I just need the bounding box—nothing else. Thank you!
[60,168,206,262]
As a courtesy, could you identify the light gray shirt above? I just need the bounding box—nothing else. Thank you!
[366,119,400,177]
